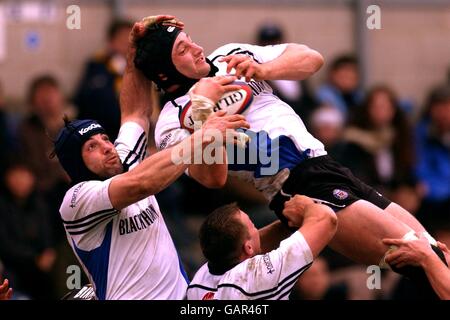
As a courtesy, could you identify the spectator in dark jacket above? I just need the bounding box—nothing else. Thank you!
[73,19,132,140]
[340,85,419,214]
[414,85,450,230]
[0,163,56,299]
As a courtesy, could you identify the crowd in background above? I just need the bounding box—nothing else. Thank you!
[0,20,449,300]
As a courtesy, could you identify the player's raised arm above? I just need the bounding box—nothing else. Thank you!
[283,195,338,258]
[120,15,185,131]
[220,44,324,82]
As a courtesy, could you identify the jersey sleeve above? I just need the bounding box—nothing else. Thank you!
[115,122,147,170]
[209,43,288,66]
[154,100,191,151]
[59,179,119,250]
[220,230,313,300]
[241,43,288,64]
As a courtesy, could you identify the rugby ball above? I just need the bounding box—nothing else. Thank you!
[179,81,253,132]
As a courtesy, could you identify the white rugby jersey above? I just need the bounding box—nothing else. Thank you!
[155,43,326,201]
[186,231,313,300]
[59,122,189,300]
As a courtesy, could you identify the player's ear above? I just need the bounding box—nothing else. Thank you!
[243,240,254,257]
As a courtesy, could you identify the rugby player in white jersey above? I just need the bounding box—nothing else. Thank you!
[134,17,447,298]
[52,16,250,300]
[187,195,337,300]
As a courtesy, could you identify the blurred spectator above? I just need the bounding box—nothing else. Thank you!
[74,19,132,140]
[255,23,318,121]
[17,75,72,240]
[0,163,56,299]
[414,85,450,230]
[316,54,363,120]
[309,105,346,159]
[0,81,19,181]
[290,257,348,300]
[18,75,71,192]
[340,85,418,212]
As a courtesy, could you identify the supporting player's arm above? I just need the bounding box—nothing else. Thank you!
[383,238,450,300]
[109,113,248,210]
[0,279,12,301]
[283,195,338,258]
[120,16,185,132]
[259,221,293,253]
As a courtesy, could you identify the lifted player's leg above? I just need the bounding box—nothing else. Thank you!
[327,199,413,265]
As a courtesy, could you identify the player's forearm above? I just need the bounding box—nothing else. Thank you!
[119,62,153,129]
[110,132,204,209]
[188,147,228,188]
[261,44,324,81]
[298,204,337,258]
[259,221,293,253]
[421,254,450,299]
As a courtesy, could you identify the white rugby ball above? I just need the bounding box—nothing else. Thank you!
[179,81,253,132]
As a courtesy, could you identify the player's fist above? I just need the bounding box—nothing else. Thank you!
[282,195,315,227]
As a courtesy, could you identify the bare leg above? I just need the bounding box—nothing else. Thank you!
[384,202,426,233]
[329,200,413,265]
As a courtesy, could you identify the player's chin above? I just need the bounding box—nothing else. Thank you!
[104,162,124,177]
[196,61,210,77]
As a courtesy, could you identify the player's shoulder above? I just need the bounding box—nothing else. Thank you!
[190,263,212,285]
[59,180,112,221]
[160,94,190,115]
[208,43,255,60]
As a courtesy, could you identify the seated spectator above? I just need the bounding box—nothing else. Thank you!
[309,105,346,160]
[316,54,363,120]
[0,81,19,181]
[0,163,56,299]
[340,85,418,212]
[74,19,132,140]
[17,75,72,242]
[414,85,450,230]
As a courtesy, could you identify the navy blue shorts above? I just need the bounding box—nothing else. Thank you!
[269,155,391,226]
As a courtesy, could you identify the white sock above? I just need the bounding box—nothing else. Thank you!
[422,231,437,246]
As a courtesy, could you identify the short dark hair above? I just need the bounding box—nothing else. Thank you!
[199,203,248,272]
[424,84,450,116]
[107,19,132,41]
[329,54,358,72]
[27,74,59,105]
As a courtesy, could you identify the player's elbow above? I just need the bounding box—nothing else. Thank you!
[311,50,324,72]
[304,47,324,74]
[199,174,227,189]
[309,204,338,233]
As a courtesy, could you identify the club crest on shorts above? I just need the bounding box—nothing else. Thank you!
[333,189,348,200]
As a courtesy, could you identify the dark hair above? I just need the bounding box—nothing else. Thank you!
[350,85,414,181]
[199,203,248,273]
[422,84,450,119]
[107,19,133,41]
[257,23,284,46]
[329,54,358,72]
[27,74,60,106]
